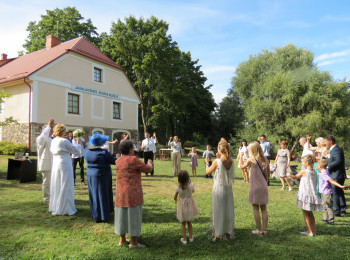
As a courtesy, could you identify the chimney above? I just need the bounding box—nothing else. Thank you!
[1,53,7,60]
[46,35,61,49]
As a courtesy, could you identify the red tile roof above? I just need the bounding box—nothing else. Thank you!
[0,37,124,84]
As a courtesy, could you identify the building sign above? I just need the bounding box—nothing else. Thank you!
[71,84,120,99]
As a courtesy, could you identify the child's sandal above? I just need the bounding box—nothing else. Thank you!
[252,230,263,235]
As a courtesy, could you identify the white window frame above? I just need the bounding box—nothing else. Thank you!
[92,64,105,85]
[66,89,83,117]
[91,95,105,120]
[111,100,123,122]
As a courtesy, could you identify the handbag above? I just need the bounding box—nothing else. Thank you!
[256,159,268,183]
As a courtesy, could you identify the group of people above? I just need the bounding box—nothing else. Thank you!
[235,134,349,236]
[36,120,348,247]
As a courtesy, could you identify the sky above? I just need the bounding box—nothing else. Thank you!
[1,0,350,102]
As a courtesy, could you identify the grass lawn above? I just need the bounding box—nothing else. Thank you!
[0,155,350,259]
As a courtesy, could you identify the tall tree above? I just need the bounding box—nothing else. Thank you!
[101,16,215,141]
[231,44,350,151]
[22,7,100,54]
[214,88,244,141]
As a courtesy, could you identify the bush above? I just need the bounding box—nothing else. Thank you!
[0,141,27,155]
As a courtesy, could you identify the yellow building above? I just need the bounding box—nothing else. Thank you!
[0,35,140,153]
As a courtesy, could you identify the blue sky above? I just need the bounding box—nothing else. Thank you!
[1,0,350,102]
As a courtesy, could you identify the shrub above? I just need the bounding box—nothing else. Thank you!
[0,142,28,155]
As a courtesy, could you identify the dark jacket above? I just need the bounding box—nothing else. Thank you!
[326,144,346,181]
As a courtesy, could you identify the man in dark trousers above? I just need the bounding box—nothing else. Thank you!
[325,136,347,217]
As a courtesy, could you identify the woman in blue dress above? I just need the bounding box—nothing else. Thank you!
[84,133,116,223]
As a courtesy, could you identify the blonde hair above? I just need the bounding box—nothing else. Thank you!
[248,142,269,169]
[218,138,230,158]
[318,159,328,169]
[315,137,325,146]
[53,124,66,137]
[301,154,315,167]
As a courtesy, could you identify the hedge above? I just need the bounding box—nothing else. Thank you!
[0,142,28,155]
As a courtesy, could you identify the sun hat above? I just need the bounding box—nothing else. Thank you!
[86,132,109,147]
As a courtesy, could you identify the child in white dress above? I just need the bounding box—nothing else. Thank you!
[288,155,322,237]
[174,170,199,244]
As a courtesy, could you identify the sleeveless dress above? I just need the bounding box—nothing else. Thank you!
[212,159,234,237]
[190,153,198,167]
[176,184,199,222]
[237,146,248,169]
[275,149,289,177]
[249,160,268,205]
[296,169,322,212]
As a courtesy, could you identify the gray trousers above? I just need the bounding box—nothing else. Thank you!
[172,152,181,176]
[322,194,334,222]
[42,170,51,203]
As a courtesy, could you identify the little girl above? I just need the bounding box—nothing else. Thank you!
[287,154,322,237]
[174,170,199,244]
[188,147,198,177]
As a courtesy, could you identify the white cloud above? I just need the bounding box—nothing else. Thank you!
[317,59,345,67]
[314,49,350,62]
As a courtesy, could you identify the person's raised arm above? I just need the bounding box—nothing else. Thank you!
[206,159,218,175]
[306,135,317,151]
[168,137,172,147]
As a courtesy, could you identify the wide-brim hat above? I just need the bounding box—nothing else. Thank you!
[86,132,109,147]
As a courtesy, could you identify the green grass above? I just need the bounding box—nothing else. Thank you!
[0,155,350,259]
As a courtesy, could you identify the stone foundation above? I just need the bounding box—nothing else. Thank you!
[1,122,138,154]
[2,123,29,145]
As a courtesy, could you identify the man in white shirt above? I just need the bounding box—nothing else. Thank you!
[141,132,157,176]
[36,119,54,204]
[72,137,86,185]
[299,137,314,158]
[259,135,271,160]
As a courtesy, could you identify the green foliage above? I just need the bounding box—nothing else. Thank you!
[101,16,215,143]
[211,89,244,144]
[22,7,100,54]
[232,44,350,153]
[0,142,27,155]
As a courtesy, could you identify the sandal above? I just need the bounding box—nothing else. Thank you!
[189,236,194,242]
[252,230,263,235]
[261,231,268,236]
[129,243,146,248]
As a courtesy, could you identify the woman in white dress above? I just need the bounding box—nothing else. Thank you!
[206,138,234,240]
[49,124,80,216]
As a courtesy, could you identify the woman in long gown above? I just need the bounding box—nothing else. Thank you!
[240,142,270,235]
[84,133,116,223]
[206,138,234,240]
[49,124,80,216]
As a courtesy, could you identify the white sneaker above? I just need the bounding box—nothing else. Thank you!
[180,238,187,244]
[289,187,293,191]
[189,236,194,242]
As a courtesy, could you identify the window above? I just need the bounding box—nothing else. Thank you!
[93,67,102,82]
[113,102,121,119]
[0,102,3,115]
[68,93,80,114]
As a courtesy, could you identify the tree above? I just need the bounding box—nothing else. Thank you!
[22,7,100,54]
[231,44,350,152]
[101,16,215,141]
[213,89,244,142]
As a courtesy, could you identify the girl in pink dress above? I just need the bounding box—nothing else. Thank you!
[188,147,198,177]
[174,170,199,244]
